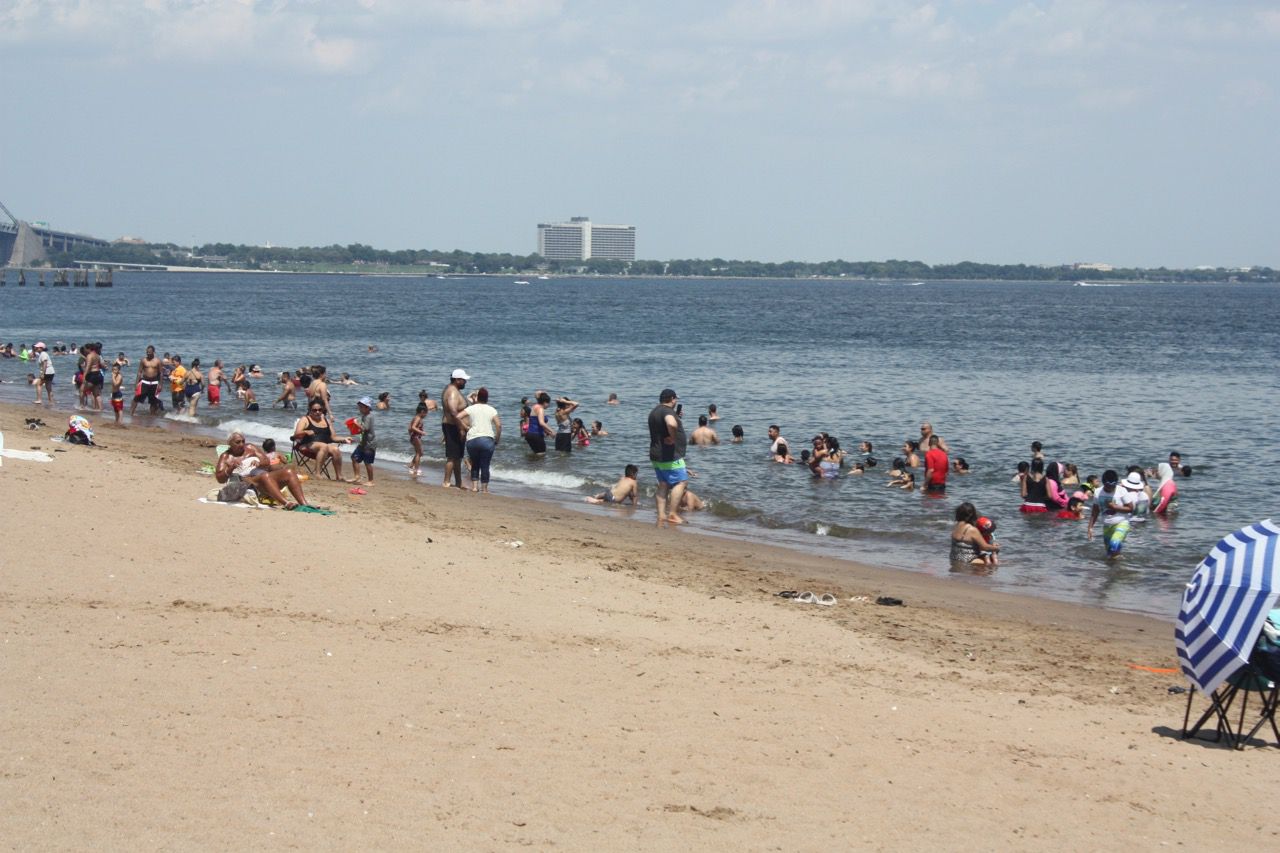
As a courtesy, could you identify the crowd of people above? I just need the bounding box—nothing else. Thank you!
[10,341,1190,557]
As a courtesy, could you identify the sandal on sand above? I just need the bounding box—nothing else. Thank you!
[816,593,837,606]
[794,591,817,604]
[777,590,799,599]
[875,596,904,607]
[349,487,367,495]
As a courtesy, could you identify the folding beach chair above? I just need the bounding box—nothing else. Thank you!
[292,440,335,480]
[1183,619,1280,749]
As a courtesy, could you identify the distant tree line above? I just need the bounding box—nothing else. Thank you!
[44,241,1278,283]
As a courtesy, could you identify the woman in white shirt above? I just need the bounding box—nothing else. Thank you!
[460,387,502,493]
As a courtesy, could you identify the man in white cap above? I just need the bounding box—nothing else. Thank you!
[441,369,470,488]
[34,342,55,406]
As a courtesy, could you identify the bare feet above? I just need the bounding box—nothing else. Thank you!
[666,514,685,525]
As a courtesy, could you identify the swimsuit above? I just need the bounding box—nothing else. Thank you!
[950,535,982,563]
[555,417,573,453]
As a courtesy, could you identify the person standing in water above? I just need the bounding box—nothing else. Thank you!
[441,369,469,488]
[648,388,688,527]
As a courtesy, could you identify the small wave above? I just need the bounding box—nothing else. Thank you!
[1074,282,1125,287]
[217,418,297,444]
[492,467,587,490]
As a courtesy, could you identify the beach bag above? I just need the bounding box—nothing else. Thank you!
[217,476,251,503]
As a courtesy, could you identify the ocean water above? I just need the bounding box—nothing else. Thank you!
[2,272,1277,619]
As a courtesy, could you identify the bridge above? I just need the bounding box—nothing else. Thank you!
[0,199,112,267]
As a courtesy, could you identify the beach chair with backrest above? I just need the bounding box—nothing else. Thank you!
[1183,611,1280,749]
[292,439,335,480]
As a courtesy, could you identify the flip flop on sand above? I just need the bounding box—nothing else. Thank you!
[794,591,817,604]
[349,487,367,495]
[776,590,799,599]
[875,596,904,607]
[816,593,837,606]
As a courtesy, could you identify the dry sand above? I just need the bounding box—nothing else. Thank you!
[1,402,1275,850]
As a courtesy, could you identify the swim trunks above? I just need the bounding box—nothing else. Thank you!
[555,432,573,453]
[652,458,689,487]
[1103,520,1130,556]
[595,490,617,503]
[246,402,260,412]
[924,482,946,495]
[352,445,376,465]
[85,370,103,388]
[441,422,464,459]
[207,385,221,404]
[137,380,159,402]
[111,398,124,413]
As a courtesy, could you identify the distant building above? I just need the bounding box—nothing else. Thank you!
[1073,262,1114,272]
[537,216,635,261]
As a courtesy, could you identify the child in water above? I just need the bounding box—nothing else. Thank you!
[110,364,124,425]
[1057,494,1087,520]
[887,470,915,491]
[407,402,428,475]
[572,418,590,447]
[587,465,639,505]
[977,516,999,566]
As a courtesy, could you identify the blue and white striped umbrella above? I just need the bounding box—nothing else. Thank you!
[1175,519,1280,694]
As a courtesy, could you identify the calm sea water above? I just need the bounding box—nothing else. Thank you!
[3,273,1276,619]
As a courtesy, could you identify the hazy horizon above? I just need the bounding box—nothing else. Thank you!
[4,2,1277,268]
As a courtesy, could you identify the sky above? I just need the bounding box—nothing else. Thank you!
[2,1,1277,267]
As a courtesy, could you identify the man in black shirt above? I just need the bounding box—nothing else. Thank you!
[647,388,688,527]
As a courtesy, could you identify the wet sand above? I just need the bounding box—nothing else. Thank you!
[1,401,1274,849]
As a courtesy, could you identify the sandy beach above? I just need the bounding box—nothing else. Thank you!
[1,400,1275,850]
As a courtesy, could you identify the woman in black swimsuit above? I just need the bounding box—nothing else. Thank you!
[293,401,350,480]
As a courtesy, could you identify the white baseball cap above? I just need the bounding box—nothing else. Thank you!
[451,369,470,381]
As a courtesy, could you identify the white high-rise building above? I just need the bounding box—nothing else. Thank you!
[537,217,635,261]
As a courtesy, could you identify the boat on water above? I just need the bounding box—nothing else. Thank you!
[514,279,530,285]
[537,275,550,280]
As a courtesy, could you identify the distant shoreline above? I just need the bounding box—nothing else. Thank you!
[3,266,1255,286]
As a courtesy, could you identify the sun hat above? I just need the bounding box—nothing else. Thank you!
[451,368,470,380]
[1121,472,1145,491]
[357,396,375,408]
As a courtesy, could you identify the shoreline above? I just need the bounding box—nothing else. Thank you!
[0,398,1171,636]
[3,399,1276,848]
[4,267,1253,285]
[0,397,1175,622]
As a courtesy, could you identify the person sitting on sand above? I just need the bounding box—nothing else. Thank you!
[587,464,639,505]
[293,401,351,481]
[215,431,308,510]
